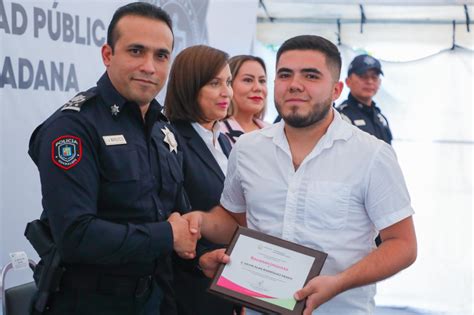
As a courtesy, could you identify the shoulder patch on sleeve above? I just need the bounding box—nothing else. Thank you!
[61,88,97,112]
[51,135,82,170]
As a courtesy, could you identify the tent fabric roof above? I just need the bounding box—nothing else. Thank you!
[257,0,474,48]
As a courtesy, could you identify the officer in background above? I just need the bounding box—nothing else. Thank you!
[337,54,392,247]
[337,54,392,145]
[28,3,197,314]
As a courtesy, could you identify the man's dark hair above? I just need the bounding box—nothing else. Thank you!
[107,2,174,51]
[276,35,341,81]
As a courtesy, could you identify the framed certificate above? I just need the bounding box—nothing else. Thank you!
[208,226,327,315]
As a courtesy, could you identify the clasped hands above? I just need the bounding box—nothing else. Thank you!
[167,212,230,275]
[167,212,202,259]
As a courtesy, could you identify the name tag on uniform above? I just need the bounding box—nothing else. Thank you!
[354,119,366,126]
[102,135,127,146]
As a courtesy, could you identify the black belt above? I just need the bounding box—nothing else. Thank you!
[60,271,153,297]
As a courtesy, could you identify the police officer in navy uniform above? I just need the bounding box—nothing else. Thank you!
[28,3,198,314]
[337,54,392,247]
[337,54,392,145]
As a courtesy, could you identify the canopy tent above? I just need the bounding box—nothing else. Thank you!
[257,1,473,60]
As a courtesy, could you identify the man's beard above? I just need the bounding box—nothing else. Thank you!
[276,95,333,128]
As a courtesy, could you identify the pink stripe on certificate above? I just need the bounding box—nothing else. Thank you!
[217,276,274,298]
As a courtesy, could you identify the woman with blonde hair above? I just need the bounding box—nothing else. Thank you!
[221,55,269,144]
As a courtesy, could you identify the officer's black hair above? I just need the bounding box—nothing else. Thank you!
[276,35,341,81]
[107,2,174,52]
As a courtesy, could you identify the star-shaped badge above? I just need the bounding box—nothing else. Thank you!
[161,126,178,153]
[110,104,120,116]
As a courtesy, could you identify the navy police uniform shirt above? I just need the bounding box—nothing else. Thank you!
[336,93,393,145]
[28,73,190,275]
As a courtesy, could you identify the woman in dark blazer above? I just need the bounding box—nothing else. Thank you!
[164,45,235,315]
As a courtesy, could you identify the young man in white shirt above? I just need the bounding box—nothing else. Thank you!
[185,35,417,315]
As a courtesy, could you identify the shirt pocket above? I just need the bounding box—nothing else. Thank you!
[304,181,351,230]
[101,147,140,182]
[98,147,141,211]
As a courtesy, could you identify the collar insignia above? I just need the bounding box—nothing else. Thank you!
[110,104,120,116]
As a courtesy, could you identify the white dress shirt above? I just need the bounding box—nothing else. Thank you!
[191,122,228,175]
[221,110,414,315]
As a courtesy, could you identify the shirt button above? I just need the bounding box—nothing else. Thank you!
[288,183,296,193]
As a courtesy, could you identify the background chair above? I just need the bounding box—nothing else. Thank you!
[1,259,37,315]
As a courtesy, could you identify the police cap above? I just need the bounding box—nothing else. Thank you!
[348,54,384,76]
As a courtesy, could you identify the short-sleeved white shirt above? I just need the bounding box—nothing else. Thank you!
[220,110,414,315]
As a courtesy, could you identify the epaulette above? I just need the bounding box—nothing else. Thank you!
[337,102,349,111]
[340,113,353,124]
[61,88,97,112]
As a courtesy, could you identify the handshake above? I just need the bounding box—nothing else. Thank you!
[167,211,203,260]
[167,211,231,278]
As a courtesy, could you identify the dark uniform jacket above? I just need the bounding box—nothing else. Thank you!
[28,73,190,313]
[336,93,393,144]
[170,120,234,315]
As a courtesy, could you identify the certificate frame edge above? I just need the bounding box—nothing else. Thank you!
[208,226,328,315]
